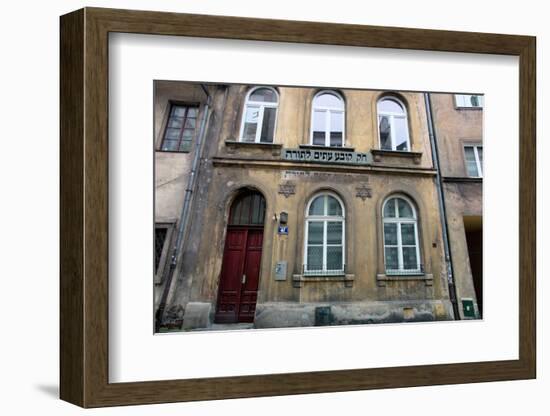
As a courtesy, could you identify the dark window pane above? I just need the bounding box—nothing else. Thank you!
[401,223,416,245]
[229,192,265,226]
[184,118,196,129]
[477,146,483,166]
[307,222,324,244]
[327,222,342,244]
[164,127,180,140]
[385,247,399,270]
[312,132,325,145]
[307,246,323,271]
[397,199,414,218]
[182,128,194,139]
[327,196,342,216]
[155,228,168,273]
[330,133,343,147]
[260,107,276,143]
[168,118,183,129]
[250,88,278,103]
[464,147,479,176]
[384,198,396,218]
[179,140,192,152]
[326,246,343,270]
[239,195,251,224]
[384,223,398,245]
[161,140,179,151]
[402,247,418,270]
[172,106,187,117]
[162,105,199,152]
[309,196,325,215]
[379,116,392,150]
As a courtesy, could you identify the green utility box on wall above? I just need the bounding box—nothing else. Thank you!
[461,298,476,318]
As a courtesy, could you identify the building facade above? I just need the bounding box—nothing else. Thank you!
[430,93,483,319]
[154,81,482,331]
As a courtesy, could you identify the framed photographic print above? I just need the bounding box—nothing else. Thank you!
[60,7,536,408]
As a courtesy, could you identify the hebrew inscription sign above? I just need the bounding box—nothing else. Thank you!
[282,148,372,165]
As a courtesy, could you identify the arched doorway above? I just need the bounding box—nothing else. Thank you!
[215,190,266,323]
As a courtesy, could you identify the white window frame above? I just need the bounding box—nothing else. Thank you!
[382,195,421,274]
[454,94,484,108]
[377,97,411,152]
[464,144,483,177]
[310,90,346,147]
[304,192,346,275]
[239,86,279,143]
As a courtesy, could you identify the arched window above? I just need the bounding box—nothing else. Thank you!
[311,91,345,147]
[305,193,345,274]
[382,196,421,274]
[228,191,266,226]
[239,87,278,143]
[377,97,411,151]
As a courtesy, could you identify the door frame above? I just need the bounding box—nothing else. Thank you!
[214,189,267,324]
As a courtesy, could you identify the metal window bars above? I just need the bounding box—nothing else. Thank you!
[385,263,425,276]
[302,263,347,277]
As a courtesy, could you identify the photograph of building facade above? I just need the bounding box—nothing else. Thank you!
[153,81,483,331]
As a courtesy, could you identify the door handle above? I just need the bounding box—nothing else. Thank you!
[242,274,247,284]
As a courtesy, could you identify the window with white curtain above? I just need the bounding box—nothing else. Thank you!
[464,145,483,177]
[377,97,411,151]
[305,193,345,274]
[239,87,278,143]
[454,94,484,108]
[311,91,345,147]
[382,196,421,274]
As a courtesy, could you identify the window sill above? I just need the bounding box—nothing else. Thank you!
[225,140,282,148]
[156,149,191,154]
[442,176,483,183]
[292,273,355,288]
[298,144,356,152]
[376,273,433,287]
[225,140,282,155]
[371,149,422,164]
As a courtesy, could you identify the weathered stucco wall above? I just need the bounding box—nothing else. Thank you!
[430,93,483,319]
[430,93,483,178]
[155,84,484,329]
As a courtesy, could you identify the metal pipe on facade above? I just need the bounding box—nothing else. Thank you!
[155,85,212,331]
[424,92,461,320]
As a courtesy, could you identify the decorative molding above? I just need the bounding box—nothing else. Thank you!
[355,183,373,200]
[278,181,296,198]
[292,273,355,288]
[371,149,423,165]
[376,273,433,287]
[225,139,283,156]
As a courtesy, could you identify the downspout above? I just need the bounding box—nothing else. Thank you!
[424,93,460,320]
[155,85,212,331]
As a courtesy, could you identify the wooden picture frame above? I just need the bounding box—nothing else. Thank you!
[60,7,536,408]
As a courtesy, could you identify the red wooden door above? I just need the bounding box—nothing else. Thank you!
[238,229,263,322]
[215,228,263,323]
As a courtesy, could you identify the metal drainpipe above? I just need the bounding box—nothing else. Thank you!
[155,85,212,331]
[424,93,460,320]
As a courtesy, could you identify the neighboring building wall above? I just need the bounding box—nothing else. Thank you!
[153,81,227,320]
[430,93,483,319]
[157,84,457,329]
